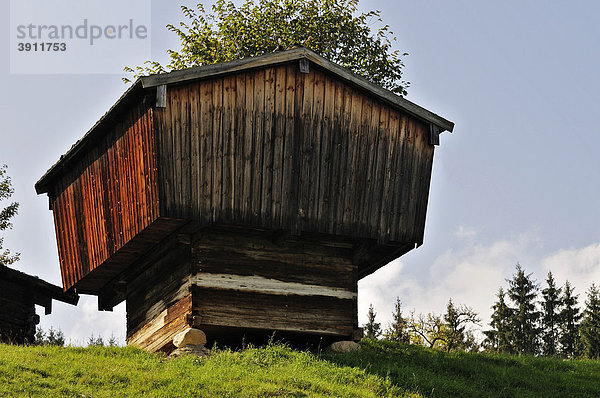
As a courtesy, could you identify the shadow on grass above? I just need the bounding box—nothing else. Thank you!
[322,339,600,398]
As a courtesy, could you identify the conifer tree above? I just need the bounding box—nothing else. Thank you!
[442,298,480,352]
[507,263,541,355]
[364,304,381,339]
[559,281,582,358]
[581,284,600,359]
[541,271,562,356]
[384,297,409,343]
[484,287,514,353]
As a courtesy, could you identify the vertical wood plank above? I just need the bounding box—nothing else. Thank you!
[261,67,275,225]
[200,81,213,224]
[317,75,334,231]
[392,114,412,242]
[359,100,380,236]
[222,76,235,222]
[372,104,389,239]
[342,89,363,235]
[288,64,303,234]
[295,66,311,234]
[310,69,325,230]
[405,118,423,242]
[189,84,202,220]
[252,69,265,224]
[212,78,224,222]
[242,72,254,223]
[414,125,435,244]
[327,79,343,234]
[234,73,246,223]
[271,66,287,227]
[335,84,353,235]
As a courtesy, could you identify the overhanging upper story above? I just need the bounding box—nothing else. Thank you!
[35,47,454,294]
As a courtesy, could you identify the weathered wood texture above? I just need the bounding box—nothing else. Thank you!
[125,235,192,342]
[154,63,435,245]
[125,227,358,351]
[49,102,162,292]
[43,59,437,295]
[190,228,358,337]
[0,265,79,344]
[0,278,37,344]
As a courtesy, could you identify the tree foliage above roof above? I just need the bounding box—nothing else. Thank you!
[125,0,409,95]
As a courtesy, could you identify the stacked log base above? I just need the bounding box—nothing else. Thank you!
[126,227,359,352]
[0,265,78,345]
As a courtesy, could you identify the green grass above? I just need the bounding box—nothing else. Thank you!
[0,343,408,397]
[1,340,599,397]
[328,339,600,398]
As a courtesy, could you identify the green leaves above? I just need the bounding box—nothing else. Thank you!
[124,0,409,95]
[0,164,19,266]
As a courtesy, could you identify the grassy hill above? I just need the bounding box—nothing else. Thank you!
[1,339,599,397]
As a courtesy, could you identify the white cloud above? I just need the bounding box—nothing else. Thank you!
[541,242,600,297]
[358,230,600,336]
[453,225,478,241]
[39,297,126,346]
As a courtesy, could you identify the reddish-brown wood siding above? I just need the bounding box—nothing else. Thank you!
[51,103,159,291]
[154,63,434,246]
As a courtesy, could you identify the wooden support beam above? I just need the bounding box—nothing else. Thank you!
[192,273,356,300]
[430,124,441,146]
[98,279,126,312]
[299,58,310,74]
[156,85,167,108]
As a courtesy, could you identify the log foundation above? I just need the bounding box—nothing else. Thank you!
[125,226,360,352]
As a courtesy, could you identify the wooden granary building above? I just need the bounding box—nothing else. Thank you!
[0,265,79,344]
[35,47,453,352]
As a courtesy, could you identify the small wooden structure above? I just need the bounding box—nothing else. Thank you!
[0,265,79,344]
[35,47,453,351]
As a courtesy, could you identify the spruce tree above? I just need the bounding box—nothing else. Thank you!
[581,284,600,359]
[484,287,514,353]
[541,271,562,356]
[559,281,581,358]
[442,298,479,352]
[384,297,409,343]
[364,304,381,339]
[507,264,541,355]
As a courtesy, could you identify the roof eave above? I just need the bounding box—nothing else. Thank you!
[36,47,454,195]
[35,79,145,195]
[0,265,79,305]
[141,47,454,133]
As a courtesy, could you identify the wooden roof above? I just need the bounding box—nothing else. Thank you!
[35,47,453,195]
[0,265,79,314]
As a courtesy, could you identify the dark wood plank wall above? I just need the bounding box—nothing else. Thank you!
[51,102,160,291]
[189,228,358,337]
[125,226,359,351]
[125,234,193,351]
[0,280,37,344]
[126,236,191,338]
[155,62,435,246]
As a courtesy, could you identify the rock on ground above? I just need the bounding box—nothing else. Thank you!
[169,344,210,358]
[172,328,207,348]
[328,341,361,353]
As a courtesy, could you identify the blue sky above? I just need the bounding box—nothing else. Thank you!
[1,0,599,344]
